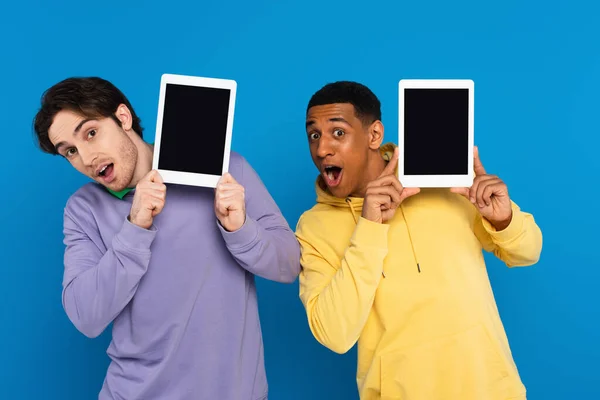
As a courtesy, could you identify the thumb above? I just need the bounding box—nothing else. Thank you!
[145,169,163,183]
[450,187,470,198]
[219,172,236,185]
[400,187,420,202]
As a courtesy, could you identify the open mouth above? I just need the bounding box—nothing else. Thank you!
[97,163,115,183]
[323,166,343,187]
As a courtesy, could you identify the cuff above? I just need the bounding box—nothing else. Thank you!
[351,217,390,249]
[115,218,158,251]
[218,215,259,250]
[481,203,525,244]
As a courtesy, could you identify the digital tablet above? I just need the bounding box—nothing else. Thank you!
[152,73,237,188]
[398,79,474,188]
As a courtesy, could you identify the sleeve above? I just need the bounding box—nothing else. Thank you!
[217,155,301,283]
[61,207,157,338]
[297,216,389,354]
[474,200,543,267]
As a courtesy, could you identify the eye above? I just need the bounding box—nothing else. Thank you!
[87,129,97,139]
[65,148,77,157]
[309,132,321,141]
[333,129,345,137]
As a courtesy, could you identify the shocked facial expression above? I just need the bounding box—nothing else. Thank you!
[48,106,138,192]
[306,103,381,198]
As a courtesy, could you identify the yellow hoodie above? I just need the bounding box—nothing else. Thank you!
[296,143,542,400]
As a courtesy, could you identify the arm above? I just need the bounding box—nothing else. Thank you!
[62,208,157,338]
[217,156,301,283]
[451,147,542,267]
[474,201,543,267]
[297,216,389,354]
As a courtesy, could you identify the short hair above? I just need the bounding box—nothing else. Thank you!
[33,77,144,155]
[306,81,382,125]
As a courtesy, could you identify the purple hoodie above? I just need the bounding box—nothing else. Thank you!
[61,152,300,400]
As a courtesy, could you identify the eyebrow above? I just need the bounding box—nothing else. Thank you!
[53,118,95,153]
[305,117,351,128]
[74,118,94,133]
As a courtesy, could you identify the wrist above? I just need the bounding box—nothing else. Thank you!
[128,214,151,230]
[218,215,259,251]
[361,208,381,224]
[488,212,512,232]
[219,214,246,232]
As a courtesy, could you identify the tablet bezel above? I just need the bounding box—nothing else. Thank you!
[152,73,237,188]
[398,79,474,188]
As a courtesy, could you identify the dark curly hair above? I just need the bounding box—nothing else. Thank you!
[33,77,144,155]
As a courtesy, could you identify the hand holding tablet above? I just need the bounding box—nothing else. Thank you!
[450,147,514,231]
[362,147,420,224]
[214,172,247,232]
[128,169,167,230]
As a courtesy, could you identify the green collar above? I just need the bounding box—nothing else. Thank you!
[106,143,152,200]
[107,187,132,199]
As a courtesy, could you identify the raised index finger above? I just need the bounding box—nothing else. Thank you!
[380,147,399,177]
[473,146,486,176]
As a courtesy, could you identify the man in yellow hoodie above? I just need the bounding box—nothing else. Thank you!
[295,81,542,400]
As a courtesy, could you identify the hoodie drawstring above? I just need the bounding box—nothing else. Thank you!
[400,204,421,273]
[346,198,359,224]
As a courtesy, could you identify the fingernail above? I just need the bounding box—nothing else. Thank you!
[470,198,475,203]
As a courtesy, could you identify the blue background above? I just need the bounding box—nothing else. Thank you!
[1,0,598,399]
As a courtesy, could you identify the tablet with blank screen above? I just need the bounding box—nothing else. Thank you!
[398,79,474,188]
[152,73,237,188]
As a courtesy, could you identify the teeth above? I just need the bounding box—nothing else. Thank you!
[100,166,107,173]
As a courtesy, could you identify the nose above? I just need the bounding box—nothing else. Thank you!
[316,136,335,159]
[78,145,96,168]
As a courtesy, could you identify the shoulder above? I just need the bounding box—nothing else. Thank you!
[64,182,114,222]
[296,203,340,237]
[227,151,266,187]
[225,151,246,179]
[227,151,248,171]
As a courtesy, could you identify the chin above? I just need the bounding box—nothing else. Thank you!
[105,169,135,192]
[327,185,351,199]
[96,176,125,192]
[110,183,128,192]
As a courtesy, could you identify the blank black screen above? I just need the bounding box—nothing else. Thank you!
[157,83,231,175]
[403,88,469,175]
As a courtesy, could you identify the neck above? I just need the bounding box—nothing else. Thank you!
[130,139,154,187]
[351,150,386,198]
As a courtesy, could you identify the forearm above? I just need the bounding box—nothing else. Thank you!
[481,203,543,266]
[62,218,156,337]
[300,217,388,353]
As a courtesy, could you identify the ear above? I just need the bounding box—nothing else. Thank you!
[367,120,384,150]
[114,104,133,131]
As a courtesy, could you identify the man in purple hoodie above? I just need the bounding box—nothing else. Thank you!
[32,76,301,400]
